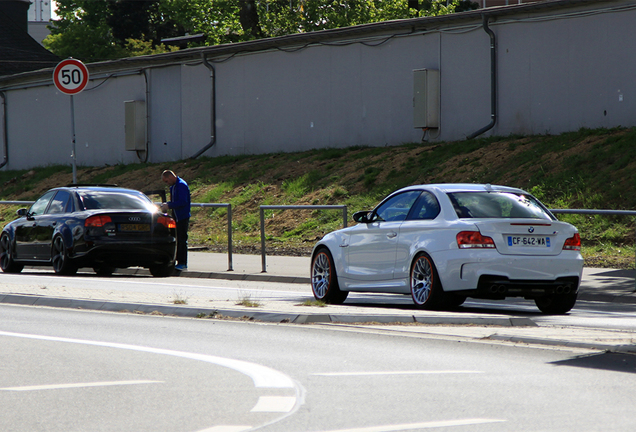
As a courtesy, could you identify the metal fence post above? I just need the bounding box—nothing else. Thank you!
[227,204,233,271]
[260,207,266,273]
[259,204,347,273]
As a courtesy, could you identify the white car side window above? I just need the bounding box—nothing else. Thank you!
[374,191,421,222]
[408,191,441,220]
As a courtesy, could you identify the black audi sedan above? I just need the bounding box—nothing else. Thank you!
[0,185,177,277]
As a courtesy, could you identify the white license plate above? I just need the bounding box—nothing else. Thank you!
[507,235,550,247]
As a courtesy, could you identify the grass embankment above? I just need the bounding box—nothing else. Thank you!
[0,127,634,268]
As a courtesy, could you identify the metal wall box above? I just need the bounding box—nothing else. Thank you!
[124,100,146,151]
[413,69,440,129]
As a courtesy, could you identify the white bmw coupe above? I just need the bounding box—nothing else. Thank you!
[311,184,583,314]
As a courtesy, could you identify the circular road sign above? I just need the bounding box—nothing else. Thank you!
[53,58,89,95]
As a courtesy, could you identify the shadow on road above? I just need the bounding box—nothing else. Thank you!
[551,352,636,374]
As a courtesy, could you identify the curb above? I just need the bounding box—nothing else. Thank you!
[0,293,532,327]
[4,293,636,353]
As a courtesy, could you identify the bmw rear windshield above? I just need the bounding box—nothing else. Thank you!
[78,190,153,211]
[447,192,554,220]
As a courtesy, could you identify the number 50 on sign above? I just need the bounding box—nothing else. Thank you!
[53,58,89,95]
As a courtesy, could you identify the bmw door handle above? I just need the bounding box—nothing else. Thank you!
[387,231,397,239]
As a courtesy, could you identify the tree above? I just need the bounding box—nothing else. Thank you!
[44,0,478,62]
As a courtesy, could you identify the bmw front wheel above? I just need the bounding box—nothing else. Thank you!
[311,248,348,304]
[410,253,444,309]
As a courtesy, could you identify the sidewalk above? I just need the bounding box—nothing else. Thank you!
[119,251,636,304]
[1,251,635,353]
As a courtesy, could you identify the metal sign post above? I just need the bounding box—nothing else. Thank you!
[53,58,89,184]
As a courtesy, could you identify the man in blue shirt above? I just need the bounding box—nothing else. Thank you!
[161,170,191,271]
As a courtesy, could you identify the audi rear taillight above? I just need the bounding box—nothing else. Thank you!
[563,233,581,251]
[457,231,496,249]
[85,215,112,227]
[157,216,176,229]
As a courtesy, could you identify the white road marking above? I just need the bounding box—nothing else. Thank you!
[316,418,506,432]
[312,371,483,377]
[0,380,162,392]
[0,330,295,389]
[250,396,297,413]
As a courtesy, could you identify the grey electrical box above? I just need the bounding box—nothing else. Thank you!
[124,100,146,151]
[413,69,440,128]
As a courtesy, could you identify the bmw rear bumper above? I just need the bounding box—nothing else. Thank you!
[436,250,584,297]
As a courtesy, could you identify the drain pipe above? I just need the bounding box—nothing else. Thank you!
[467,14,497,140]
[0,91,8,169]
[190,54,217,159]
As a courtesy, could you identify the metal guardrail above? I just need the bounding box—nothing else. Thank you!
[0,200,234,272]
[551,208,636,288]
[2,201,633,276]
[551,209,636,217]
[259,205,348,273]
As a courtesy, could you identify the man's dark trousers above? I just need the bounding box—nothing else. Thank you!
[176,218,189,266]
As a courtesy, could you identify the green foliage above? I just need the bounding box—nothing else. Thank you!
[202,182,235,203]
[0,127,632,268]
[124,39,180,56]
[44,0,477,61]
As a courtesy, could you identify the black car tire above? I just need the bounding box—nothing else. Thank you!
[446,294,467,308]
[311,248,348,304]
[410,253,445,310]
[51,236,77,276]
[93,266,115,276]
[150,263,175,278]
[534,293,577,314]
[0,232,23,273]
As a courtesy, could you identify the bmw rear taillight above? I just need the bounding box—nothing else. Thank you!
[457,231,496,249]
[563,233,581,251]
[157,216,176,229]
[85,215,112,227]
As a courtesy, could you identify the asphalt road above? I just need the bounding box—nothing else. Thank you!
[2,304,636,432]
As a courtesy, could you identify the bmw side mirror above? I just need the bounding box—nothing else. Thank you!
[353,211,373,223]
[16,208,27,217]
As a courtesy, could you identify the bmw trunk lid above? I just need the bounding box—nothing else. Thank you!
[475,219,578,256]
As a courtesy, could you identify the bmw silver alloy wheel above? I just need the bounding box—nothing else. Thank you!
[411,254,434,306]
[311,251,331,299]
[311,248,348,304]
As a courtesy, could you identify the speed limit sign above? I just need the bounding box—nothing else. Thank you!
[53,58,89,95]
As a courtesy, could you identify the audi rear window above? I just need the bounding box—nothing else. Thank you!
[448,192,554,220]
[78,191,152,210]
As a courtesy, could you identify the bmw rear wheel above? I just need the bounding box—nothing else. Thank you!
[51,236,77,276]
[410,253,444,309]
[0,232,23,273]
[311,248,348,304]
[535,293,577,314]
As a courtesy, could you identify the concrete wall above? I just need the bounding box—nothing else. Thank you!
[1,1,635,171]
